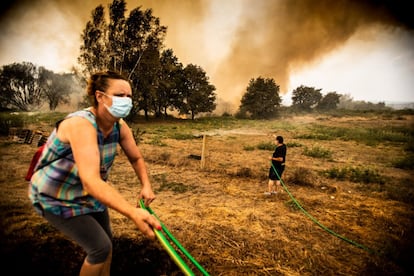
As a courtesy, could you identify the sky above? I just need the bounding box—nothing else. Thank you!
[0,0,413,111]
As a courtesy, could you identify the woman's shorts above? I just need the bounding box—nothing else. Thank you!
[269,165,285,180]
[43,209,112,264]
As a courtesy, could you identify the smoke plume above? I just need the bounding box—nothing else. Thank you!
[138,0,414,108]
[0,0,412,111]
[211,0,413,105]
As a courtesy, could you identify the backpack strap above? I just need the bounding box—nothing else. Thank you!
[25,144,46,181]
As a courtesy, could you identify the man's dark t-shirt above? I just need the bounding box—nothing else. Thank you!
[269,144,286,180]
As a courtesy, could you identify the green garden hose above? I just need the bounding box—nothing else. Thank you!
[139,199,210,275]
[271,163,376,254]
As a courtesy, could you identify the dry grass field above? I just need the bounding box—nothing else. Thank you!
[1,112,413,275]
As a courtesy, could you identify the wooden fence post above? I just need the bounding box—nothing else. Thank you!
[201,135,206,168]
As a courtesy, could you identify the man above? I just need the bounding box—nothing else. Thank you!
[265,135,286,195]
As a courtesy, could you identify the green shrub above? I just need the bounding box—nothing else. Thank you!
[322,166,384,184]
[303,145,332,159]
[323,167,347,180]
[392,154,414,170]
[286,141,301,148]
[347,166,384,184]
[385,177,414,204]
[404,139,414,152]
[243,145,255,151]
[295,123,413,146]
[256,142,274,151]
[295,132,333,140]
[0,111,66,136]
[0,113,24,135]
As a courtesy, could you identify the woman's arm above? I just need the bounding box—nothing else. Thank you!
[118,119,155,207]
[57,117,160,238]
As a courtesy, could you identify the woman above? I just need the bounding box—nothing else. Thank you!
[28,71,161,275]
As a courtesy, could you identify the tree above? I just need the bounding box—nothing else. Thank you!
[78,0,167,119]
[317,92,341,111]
[0,62,43,111]
[78,5,108,74]
[154,49,183,117]
[337,94,354,109]
[291,85,322,111]
[179,64,216,120]
[238,77,281,119]
[107,0,126,72]
[134,43,162,119]
[39,69,76,110]
[0,62,79,111]
[338,94,389,110]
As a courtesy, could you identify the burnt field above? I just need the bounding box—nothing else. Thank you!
[1,113,413,275]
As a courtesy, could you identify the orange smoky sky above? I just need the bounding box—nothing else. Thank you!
[0,0,413,110]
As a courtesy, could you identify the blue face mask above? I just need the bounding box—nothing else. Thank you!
[100,92,133,118]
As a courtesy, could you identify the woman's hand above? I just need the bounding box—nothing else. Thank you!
[139,185,156,207]
[131,208,161,239]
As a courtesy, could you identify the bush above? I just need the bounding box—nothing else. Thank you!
[236,167,252,177]
[288,167,315,187]
[0,113,24,136]
[243,145,255,151]
[256,142,274,151]
[323,167,347,180]
[392,154,414,170]
[347,166,384,184]
[286,141,302,148]
[303,145,332,159]
[322,166,384,184]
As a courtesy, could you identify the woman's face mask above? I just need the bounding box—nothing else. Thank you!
[99,91,133,118]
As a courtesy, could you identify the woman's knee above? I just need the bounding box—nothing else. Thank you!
[87,239,112,264]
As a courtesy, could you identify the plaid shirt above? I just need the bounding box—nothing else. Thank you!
[28,109,120,218]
